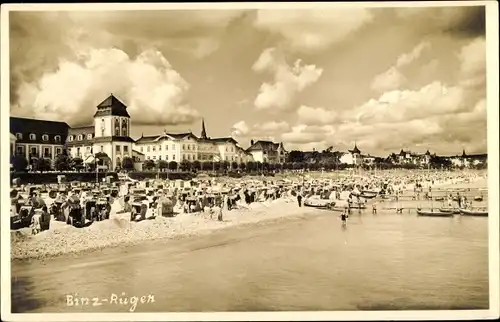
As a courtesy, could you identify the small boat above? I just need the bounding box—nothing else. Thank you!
[417,209,454,217]
[360,191,378,199]
[473,195,483,202]
[459,208,488,217]
[439,208,460,214]
[304,197,335,209]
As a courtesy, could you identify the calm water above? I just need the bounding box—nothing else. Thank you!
[11,210,489,313]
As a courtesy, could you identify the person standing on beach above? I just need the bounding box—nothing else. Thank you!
[372,201,377,214]
[297,192,303,207]
[340,209,348,226]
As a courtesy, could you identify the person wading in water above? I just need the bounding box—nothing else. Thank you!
[340,209,348,226]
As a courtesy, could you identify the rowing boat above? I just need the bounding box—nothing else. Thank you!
[439,207,461,214]
[459,208,488,217]
[417,209,454,217]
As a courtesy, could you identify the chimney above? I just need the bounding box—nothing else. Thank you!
[250,139,254,145]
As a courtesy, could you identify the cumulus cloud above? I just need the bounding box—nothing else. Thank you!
[254,9,374,53]
[370,67,407,93]
[231,120,250,137]
[396,41,431,68]
[297,105,337,125]
[252,47,323,111]
[371,41,430,93]
[280,124,334,145]
[13,48,199,126]
[458,37,486,89]
[353,82,466,124]
[231,120,290,139]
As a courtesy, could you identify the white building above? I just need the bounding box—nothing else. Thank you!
[66,94,135,170]
[246,140,287,164]
[340,144,363,165]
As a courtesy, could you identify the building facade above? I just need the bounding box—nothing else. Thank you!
[340,144,363,165]
[10,117,69,166]
[246,140,287,164]
[10,95,252,170]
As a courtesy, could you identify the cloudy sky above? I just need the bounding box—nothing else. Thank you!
[9,5,488,156]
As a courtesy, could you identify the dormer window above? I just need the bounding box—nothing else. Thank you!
[42,134,49,141]
[29,133,36,141]
[55,135,61,143]
[87,134,93,140]
[16,133,23,140]
[78,135,83,141]
[68,135,74,142]
[122,119,127,136]
[115,119,120,136]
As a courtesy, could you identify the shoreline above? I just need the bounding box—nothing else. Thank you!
[11,198,323,261]
[10,174,488,262]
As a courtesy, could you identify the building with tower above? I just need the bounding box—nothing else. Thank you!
[340,143,364,165]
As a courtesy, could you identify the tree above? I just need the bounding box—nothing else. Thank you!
[192,160,201,171]
[71,157,84,171]
[213,161,221,171]
[54,154,71,171]
[221,160,230,172]
[287,150,305,163]
[122,156,135,171]
[157,160,168,171]
[143,159,155,171]
[11,155,28,172]
[246,161,255,172]
[202,161,213,171]
[180,159,191,171]
[34,158,52,172]
[168,161,178,171]
[231,161,239,171]
[239,162,247,171]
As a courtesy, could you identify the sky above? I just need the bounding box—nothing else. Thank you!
[9,5,488,156]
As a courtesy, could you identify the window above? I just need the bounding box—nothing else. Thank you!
[56,148,62,155]
[16,146,24,155]
[30,147,37,155]
[152,146,156,152]
[172,144,175,150]
[29,133,36,141]
[173,155,176,160]
[116,146,121,153]
[100,145,104,152]
[124,146,128,153]
[77,147,81,156]
[78,135,83,141]
[87,134,93,140]
[159,145,162,151]
[165,145,168,150]
[55,135,61,143]
[42,134,49,141]
[187,145,190,150]
[68,135,74,142]
[158,156,162,160]
[115,118,120,135]
[166,155,169,161]
[140,147,143,152]
[16,133,23,140]
[44,147,50,157]
[147,146,150,152]
[122,119,127,136]
[153,156,156,160]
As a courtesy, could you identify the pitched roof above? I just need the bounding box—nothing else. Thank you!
[247,140,279,151]
[94,94,130,118]
[10,116,69,144]
[209,137,237,144]
[135,135,162,143]
[349,144,361,154]
[67,126,95,146]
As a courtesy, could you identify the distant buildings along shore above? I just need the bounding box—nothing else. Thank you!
[9,94,487,171]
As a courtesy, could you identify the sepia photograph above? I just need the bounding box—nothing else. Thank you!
[1,2,499,321]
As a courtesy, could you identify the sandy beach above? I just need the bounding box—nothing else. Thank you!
[10,171,488,261]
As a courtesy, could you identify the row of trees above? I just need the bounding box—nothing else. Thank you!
[11,153,91,172]
[10,152,486,174]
